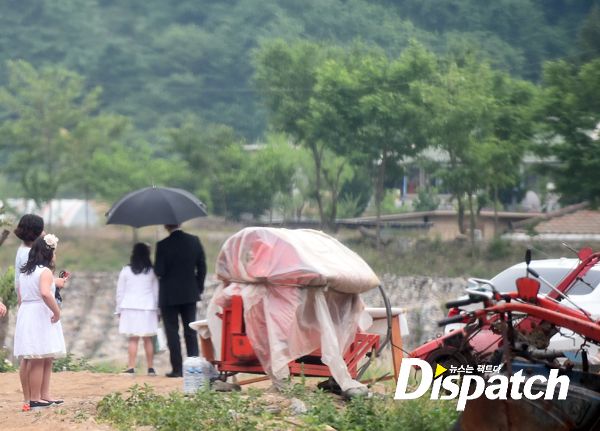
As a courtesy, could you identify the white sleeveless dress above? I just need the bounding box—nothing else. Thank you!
[13,266,66,359]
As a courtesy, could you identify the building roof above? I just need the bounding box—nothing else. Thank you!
[535,209,600,234]
[342,209,542,224]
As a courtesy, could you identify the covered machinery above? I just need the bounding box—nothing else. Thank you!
[196,227,404,393]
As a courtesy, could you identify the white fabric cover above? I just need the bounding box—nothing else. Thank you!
[211,227,380,391]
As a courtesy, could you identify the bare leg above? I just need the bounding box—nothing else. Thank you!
[19,358,30,402]
[40,358,54,400]
[143,336,154,370]
[28,359,44,402]
[128,337,139,369]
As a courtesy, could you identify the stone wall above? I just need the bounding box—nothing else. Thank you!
[1,272,468,366]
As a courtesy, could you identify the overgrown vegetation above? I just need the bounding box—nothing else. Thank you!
[51,353,120,373]
[347,234,594,278]
[0,265,16,308]
[0,347,16,372]
[97,383,458,431]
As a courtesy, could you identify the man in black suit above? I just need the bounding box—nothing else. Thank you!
[155,224,206,377]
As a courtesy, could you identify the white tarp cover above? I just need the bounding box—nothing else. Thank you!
[210,227,380,391]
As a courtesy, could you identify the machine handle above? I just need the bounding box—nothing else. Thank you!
[445,297,480,308]
[438,314,468,326]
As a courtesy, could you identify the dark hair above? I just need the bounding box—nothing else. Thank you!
[130,242,152,274]
[14,214,44,244]
[21,237,55,275]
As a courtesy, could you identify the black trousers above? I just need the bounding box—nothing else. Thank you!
[160,302,199,373]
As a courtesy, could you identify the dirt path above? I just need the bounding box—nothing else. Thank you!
[0,371,183,430]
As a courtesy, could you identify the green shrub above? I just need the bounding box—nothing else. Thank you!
[0,347,16,373]
[413,187,441,212]
[53,353,92,372]
[0,266,17,308]
[487,237,512,259]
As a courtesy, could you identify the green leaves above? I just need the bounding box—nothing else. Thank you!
[0,61,101,207]
[536,58,600,204]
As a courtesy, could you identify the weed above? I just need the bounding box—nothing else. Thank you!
[53,353,92,372]
[0,347,16,372]
[96,384,459,431]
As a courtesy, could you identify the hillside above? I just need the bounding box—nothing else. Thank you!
[0,1,595,139]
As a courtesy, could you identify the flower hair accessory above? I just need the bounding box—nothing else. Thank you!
[43,234,59,249]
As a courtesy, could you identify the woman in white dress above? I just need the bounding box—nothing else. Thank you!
[13,234,66,411]
[115,243,159,376]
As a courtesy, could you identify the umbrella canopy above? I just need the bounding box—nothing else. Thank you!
[106,186,207,228]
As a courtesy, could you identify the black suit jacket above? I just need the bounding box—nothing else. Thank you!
[154,230,207,307]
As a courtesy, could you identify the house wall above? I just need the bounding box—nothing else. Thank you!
[410,215,515,241]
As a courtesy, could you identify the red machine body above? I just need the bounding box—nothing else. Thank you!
[216,294,381,378]
[411,250,600,367]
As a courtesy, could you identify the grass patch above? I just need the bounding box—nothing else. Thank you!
[0,347,16,372]
[342,232,597,278]
[96,383,458,431]
[0,218,591,277]
[0,218,240,272]
[52,352,121,373]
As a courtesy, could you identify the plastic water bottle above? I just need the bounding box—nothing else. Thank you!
[183,357,210,393]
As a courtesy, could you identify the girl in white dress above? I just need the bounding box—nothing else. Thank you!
[13,213,44,412]
[13,234,66,411]
[115,243,159,375]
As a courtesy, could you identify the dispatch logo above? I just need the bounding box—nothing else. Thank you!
[394,358,570,411]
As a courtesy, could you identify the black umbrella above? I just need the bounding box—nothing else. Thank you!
[106,186,207,228]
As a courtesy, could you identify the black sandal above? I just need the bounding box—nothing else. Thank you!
[29,400,53,410]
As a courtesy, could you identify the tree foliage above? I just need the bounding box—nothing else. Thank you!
[536,58,600,204]
[0,61,103,207]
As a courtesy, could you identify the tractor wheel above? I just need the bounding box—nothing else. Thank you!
[424,346,475,371]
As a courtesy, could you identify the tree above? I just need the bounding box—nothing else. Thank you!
[310,43,436,246]
[417,58,497,243]
[254,40,343,227]
[577,4,600,62]
[484,74,537,234]
[419,56,536,242]
[0,61,102,221]
[536,58,600,204]
[60,114,129,227]
[90,137,189,203]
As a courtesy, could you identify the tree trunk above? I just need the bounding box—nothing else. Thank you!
[0,315,7,353]
[493,186,499,237]
[468,192,476,246]
[325,160,347,233]
[457,195,466,235]
[0,230,9,247]
[309,143,325,229]
[375,152,387,251]
[85,185,90,230]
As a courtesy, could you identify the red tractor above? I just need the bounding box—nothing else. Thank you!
[410,248,600,370]
[411,249,600,430]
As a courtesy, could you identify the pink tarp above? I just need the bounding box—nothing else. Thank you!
[210,227,380,391]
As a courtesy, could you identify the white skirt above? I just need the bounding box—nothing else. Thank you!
[119,309,158,337]
[14,301,66,359]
